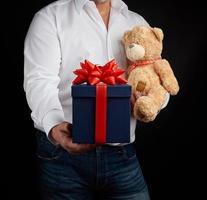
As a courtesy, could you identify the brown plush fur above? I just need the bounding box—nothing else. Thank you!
[122,26,179,122]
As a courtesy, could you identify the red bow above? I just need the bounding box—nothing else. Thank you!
[72,59,127,85]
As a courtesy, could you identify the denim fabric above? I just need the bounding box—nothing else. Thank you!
[35,130,150,200]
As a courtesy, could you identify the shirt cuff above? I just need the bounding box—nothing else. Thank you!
[161,92,170,109]
[42,109,65,137]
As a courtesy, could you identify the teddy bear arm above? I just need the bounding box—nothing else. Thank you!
[154,59,179,95]
[148,85,168,110]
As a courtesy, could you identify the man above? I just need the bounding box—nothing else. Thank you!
[24,0,168,199]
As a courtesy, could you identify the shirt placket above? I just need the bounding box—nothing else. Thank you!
[85,2,115,61]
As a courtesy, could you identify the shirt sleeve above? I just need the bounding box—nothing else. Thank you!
[134,13,150,27]
[24,11,65,136]
[161,92,170,109]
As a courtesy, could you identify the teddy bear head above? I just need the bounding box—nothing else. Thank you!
[122,26,164,62]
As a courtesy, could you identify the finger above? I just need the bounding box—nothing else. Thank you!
[83,144,97,151]
[64,140,91,153]
[70,143,96,154]
[62,134,97,154]
[61,122,70,131]
[61,133,73,148]
[84,144,97,151]
[60,123,72,136]
[71,143,95,151]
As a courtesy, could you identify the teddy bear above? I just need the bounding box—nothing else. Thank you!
[122,26,179,122]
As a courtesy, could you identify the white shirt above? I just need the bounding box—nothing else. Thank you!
[24,0,168,145]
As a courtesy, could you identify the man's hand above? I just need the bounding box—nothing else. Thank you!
[49,122,97,155]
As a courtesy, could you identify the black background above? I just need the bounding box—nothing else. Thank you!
[2,0,206,199]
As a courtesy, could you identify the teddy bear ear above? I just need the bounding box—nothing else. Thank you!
[152,27,164,42]
[122,31,131,44]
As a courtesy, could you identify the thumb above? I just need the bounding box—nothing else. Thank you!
[61,122,72,135]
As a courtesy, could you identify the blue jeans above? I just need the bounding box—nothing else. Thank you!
[35,130,151,200]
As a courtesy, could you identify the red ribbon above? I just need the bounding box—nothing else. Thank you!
[127,57,161,76]
[95,83,107,144]
[72,59,127,85]
[72,59,127,144]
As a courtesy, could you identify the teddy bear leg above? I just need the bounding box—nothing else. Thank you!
[134,85,167,122]
[134,96,158,122]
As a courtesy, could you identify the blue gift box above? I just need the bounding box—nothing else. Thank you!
[71,84,131,144]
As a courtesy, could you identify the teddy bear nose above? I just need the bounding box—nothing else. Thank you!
[129,44,135,49]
